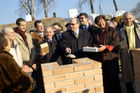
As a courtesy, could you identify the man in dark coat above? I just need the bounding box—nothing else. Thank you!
[30,20,45,92]
[119,12,140,93]
[40,26,62,64]
[52,22,63,43]
[59,18,92,64]
[78,13,98,34]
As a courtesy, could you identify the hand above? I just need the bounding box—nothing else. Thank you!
[29,59,34,66]
[21,65,29,72]
[65,48,71,54]
[32,64,37,70]
[98,45,106,52]
[40,52,47,56]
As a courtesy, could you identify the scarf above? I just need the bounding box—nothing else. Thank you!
[123,24,135,50]
[14,28,28,47]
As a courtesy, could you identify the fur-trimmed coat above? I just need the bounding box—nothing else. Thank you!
[0,50,34,93]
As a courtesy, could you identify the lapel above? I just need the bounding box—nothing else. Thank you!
[15,33,25,42]
[135,27,140,40]
[70,30,78,40]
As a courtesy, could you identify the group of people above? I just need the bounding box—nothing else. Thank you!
[0,12,140,93]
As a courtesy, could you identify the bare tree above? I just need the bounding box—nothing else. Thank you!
[18,0,35,20]
[113,0,118,12]
[78,0,95,14]
[37,0,55,17]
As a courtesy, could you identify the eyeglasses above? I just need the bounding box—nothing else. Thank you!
[124,18,132,20]
[70,23,77,26]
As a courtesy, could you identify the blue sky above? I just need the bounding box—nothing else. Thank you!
[0,0,139,25]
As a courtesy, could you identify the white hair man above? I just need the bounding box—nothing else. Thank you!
[119,12,140,93]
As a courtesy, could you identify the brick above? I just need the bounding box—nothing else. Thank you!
[94,75,103,81]
[65,84,84,92]
[43,75,65,83]
[41,62,59,76]
[44,82,54,89]
[52,65,73,75]
[95,86,104,93]
[93,61,102,68]
[85,81,103,88]
[84,69,102,76]
[42,69,52,76]
[45,88,65,93]
[55,80,74,88]
[75,77,93,84]
[41,62,59,68]
[65,72,83,79]
[74,63,93,72]
[72,57,94,64]
[76,88,95,93]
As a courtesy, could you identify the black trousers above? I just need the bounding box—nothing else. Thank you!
[102,58,121,93]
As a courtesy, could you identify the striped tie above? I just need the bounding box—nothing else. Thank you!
[75,32,78,38]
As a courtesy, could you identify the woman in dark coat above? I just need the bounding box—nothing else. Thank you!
[93,15,121,93]
[0,33,34,93]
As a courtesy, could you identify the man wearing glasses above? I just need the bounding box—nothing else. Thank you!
[59,18,93,64]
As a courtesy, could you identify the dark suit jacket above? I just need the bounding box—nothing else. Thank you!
[59,28,93,61]
[79,24,98,35]
[40,37,62,64]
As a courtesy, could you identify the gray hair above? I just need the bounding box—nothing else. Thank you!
[123,12,135,20]
[45,26,54,31]
[0,32,8,50]
[2,27,13,34]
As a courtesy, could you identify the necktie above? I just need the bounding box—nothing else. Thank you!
[75,32,78,38]
[83,26,87,30]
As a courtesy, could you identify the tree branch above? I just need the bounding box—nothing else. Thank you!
[21,0,30,14]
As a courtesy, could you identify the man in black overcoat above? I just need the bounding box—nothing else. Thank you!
[59,18,92,64]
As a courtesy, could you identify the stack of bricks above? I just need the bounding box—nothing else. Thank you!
[41,57,104,93]
[131,48,140,93]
